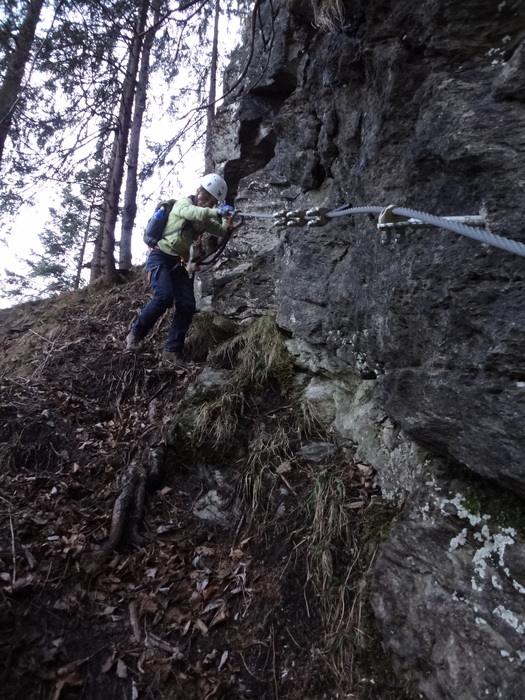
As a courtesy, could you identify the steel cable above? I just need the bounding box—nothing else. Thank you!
[235,205,525,258]
[327,205,525,258]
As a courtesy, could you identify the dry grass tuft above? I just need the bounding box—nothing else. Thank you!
[304,464,375,685]
[311,0,345,31]
[185,312,238,362]
[193,388,245,447]
[306,467,350,593]
[240,425,294,521]
[184,314,293,453]
[214,314,292,388]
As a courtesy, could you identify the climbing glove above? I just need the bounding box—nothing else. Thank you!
[217,204,235,217]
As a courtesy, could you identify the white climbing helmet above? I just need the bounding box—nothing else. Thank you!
[199,173,227,202]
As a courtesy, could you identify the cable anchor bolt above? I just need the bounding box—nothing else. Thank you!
[274,209,308,227]
[306,207,332,227]
[378,205,411,245]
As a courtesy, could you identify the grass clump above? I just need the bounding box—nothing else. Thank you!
[193,388,245,448]
[177,314,299,470]
[310,0,345,31]
[306,468,349,593]
[185,312,238,362]
[303,463,374,685]
[214,314,295,392]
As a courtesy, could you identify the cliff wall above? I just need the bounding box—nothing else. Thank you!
[209,1,525,697]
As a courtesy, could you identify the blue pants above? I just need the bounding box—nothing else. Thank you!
[131,249,196,352]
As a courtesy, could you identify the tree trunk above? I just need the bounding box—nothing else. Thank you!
[99,0,149,284]
[119,0,162,270]
[74,196,96,289]
[0,0,46,167]
[204,0,220,174]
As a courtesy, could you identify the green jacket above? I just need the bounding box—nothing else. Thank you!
[157,196,228,259]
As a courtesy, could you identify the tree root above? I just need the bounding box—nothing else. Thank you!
[104,443,166,553]
[105,461,145,552]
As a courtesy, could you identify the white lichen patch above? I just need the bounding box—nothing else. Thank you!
[449,528,468,551]
[472,527,516,579]
[513,581,525,595]
[493,605,525,635]
[438,493,522,595]
[420,503,431,521]
[439,493,490,527]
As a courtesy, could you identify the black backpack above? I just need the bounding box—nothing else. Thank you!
[143,199,176,248]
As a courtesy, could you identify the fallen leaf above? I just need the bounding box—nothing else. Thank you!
[194,618,209,636]
[10,574,35,593]
[116,659,127,678]
[101,654,116,673]
[204,649,218,665]
[276,460,292,474]
[203,598,224,614]
[202,586,217,601]
[229,548,244,563]
[218,650,229,671]
[22,546,37,569]
[210,607,228,627]
[140,598,158,616]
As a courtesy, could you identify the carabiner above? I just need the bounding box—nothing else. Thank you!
[229,211,246,230]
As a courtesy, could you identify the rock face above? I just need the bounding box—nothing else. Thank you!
[369,470,525,700]
[208,0,525,696]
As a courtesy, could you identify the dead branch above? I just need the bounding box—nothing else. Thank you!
[105,461,146,552]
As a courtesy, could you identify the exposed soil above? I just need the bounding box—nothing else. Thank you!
[0,277,416,700]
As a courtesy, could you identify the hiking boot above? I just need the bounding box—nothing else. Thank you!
[125,332,141,350]
[162,350,184,366]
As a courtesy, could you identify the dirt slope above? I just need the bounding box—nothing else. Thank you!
[0,277,413,700]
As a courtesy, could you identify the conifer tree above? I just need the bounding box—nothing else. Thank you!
[119,0,163,270]
[92,0,150,284]
[0,0,46,166]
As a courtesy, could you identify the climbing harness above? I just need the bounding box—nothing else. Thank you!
[233,203,525,259]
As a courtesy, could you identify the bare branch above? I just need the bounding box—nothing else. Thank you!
[178,0,211,10]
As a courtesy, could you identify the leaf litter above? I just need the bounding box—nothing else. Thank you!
[0,279,416,700]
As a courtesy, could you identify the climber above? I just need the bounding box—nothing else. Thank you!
[125,173,234,365]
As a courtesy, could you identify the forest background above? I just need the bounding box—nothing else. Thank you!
[0,0,253,307]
